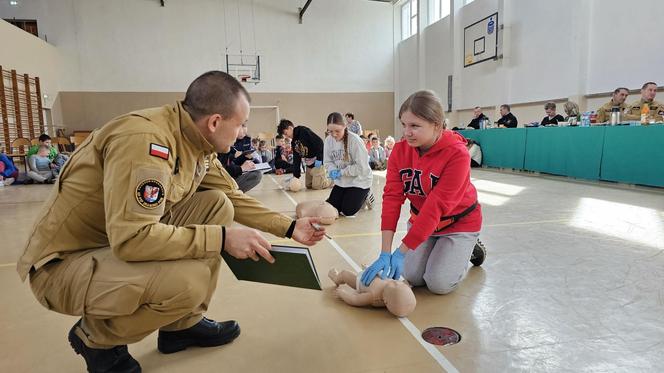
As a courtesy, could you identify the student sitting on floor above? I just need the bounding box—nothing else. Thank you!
[368,137,387,170]
[258,140,273,164]
[27,134,69,176]
[274,135,294,175]
[0,151,18,186]
[217,146,263,193]
[27,145,56,184]
[384,136,395,159]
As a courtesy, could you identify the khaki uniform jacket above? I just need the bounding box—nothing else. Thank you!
[595,100,628,123]
[17,103,293,281]
[624,98,664,122]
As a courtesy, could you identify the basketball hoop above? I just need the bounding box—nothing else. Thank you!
[238,74,251,82]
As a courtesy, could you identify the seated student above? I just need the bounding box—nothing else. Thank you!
[233,124,261,163]
[273,135,294,175]
[540,102,565,126]
[368,137,387,170]
[496,104,518,128]
[258,140,273,164]
[27,145,56,184]
[216,147,263,193]
[0,152,18,186]
[467,107,490,129]
[384,136,395,159]
[364,133,375,152]
[27,134,69,175]
[466,139,482,167]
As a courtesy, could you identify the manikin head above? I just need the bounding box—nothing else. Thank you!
[296,200,338,224]
[382,281,417,317]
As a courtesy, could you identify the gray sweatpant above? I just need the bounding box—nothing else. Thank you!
[403,231,480,295]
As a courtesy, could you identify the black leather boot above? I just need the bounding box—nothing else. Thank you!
[68,319,141,373]
[157,317,241,354]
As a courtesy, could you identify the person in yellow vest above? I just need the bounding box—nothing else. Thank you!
[17,71,326,373]
[624,82,664,122]
[595,87,629,123]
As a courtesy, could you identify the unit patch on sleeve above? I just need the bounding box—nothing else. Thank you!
[149,143,170,160]
[135,179,165,209]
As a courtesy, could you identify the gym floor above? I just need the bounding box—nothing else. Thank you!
[1,169,663,372]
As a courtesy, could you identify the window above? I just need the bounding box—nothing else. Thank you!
[401,0,418,40]
[4,18,38,38]
[428,0,450,25]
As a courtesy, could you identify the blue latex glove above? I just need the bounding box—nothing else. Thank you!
[388,249,406,280]
[314,160,323,168]
[361,252,391,286]
[328,169,342,180]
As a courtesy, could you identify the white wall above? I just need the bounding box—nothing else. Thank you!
[1,0,394,93]
[396,0,664,126]
[586,0,664,94]
[0,19,67,109]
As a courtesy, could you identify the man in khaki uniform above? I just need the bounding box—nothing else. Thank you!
[624,81,664,122]
[17,71,326,373]
[595,87,629,123]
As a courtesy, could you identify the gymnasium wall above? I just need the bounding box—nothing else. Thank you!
[395,0,664,129]
[1,0,396,137]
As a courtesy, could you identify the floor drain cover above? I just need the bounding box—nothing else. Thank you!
[421,327,461,346]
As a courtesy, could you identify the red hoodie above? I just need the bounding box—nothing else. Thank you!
[381,130,482,250]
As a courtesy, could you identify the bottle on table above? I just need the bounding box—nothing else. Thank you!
[641,103,650,125]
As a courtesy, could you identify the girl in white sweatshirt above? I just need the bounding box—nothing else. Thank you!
[324,112,374,216]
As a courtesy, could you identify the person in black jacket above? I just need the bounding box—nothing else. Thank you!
[467,107,489,129]
[217,141,262,193]
[277,119,332,190]
[273,135,294,174]
[496,104,518,128]
[540,102,565,126]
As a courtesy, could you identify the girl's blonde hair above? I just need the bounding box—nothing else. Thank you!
[399,90,445,127]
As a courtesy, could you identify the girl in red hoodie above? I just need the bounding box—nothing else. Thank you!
[361,90,483,294]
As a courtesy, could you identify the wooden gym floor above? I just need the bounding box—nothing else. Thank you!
[1,169,663,372]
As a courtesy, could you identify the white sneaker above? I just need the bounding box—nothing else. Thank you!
[4,177,14,186]
[0,180,4,187]
[364,191,375,210]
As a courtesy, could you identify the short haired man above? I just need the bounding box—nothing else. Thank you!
[624,82,664,122]
[467,107,489,129]
[18,71,326,372]
[496,104,518,128]
[596,87,630,123]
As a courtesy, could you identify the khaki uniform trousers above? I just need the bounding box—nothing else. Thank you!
[29,190,233,348]
[304,165,333,190]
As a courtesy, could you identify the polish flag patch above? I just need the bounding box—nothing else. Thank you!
[149,143,170,160]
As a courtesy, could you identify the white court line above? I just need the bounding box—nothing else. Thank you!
[268,175,456,373]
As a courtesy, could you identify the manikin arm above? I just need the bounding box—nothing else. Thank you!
[335,284,375,307]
